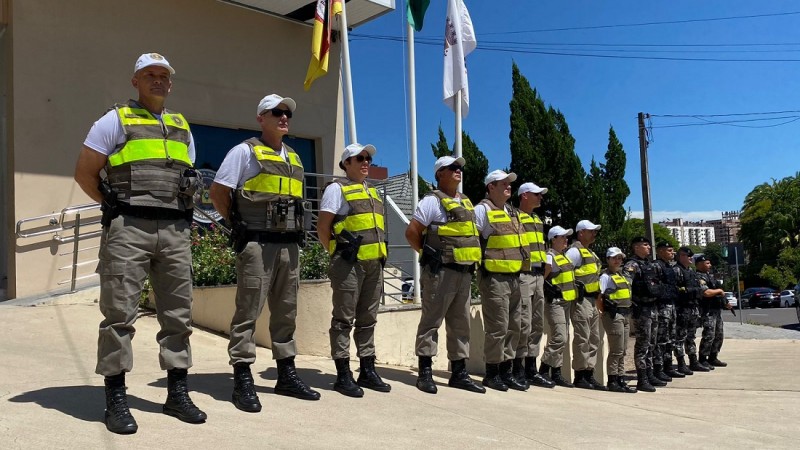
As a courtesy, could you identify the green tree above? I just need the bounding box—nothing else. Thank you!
[428,125,489,203]
[601,126,630,230]
[596,218,679,258]
[551,109,586,228]
[417,175,432,199]
[585,157,606,226]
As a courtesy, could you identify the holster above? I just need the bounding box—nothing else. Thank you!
[337,229,363,264]
[603,296,619,318]
[228,219,249,254]
[420,244,442,273]
[98,181,120,228]
[543,280,562,300]
[575,281,587,301]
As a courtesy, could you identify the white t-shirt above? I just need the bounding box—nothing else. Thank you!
[565,247,583,268]
[320,180,366,216]
[599,272,611,293]
[473,202,513,240]
[546,251,562,276]
[412,194,461,226]
[83,109,196,162]
[213,141,289,189]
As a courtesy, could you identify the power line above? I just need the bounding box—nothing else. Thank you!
[650,115,800,129]
[652,110,800,118]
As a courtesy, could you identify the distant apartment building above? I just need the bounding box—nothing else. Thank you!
[706,211,741,245]
[659,218,716,247]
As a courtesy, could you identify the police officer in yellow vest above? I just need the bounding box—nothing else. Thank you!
[565,220,608,391]
[474,170,529,391]
[405,156,485,395]
[317,143,391,398]
[74,53,206,434]
[515,182,555,389]
[599,247,636,393]
[210,94,319,412]
[539,226,577,388]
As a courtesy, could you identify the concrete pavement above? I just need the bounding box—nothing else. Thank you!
[1,297,799,449]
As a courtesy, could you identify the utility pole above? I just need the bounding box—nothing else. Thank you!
[638,112,655,259]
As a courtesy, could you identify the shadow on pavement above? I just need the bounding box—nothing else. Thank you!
[147,372,274,403]
[259,366,335,392]
[781,323,800,331]
[8,385,161,422]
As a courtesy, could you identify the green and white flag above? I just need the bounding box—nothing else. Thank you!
[407,0,431,32]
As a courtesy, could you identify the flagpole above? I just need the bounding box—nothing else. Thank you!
[455,92,463,193]
[407,20,421,304]
[339,0,357,143]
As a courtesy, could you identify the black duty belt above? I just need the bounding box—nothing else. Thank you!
[522,266,545,275]
[118,203,190,221]
[442,263,475,274]
[246,231,301,244]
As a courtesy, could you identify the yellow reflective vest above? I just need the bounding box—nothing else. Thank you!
[329,179,387,261]
[549,249,577,301]
[571,242,601,294]
[479,199,529,274]
[423,190,481,264]
[604,271,632,308]
[518,210,546,266]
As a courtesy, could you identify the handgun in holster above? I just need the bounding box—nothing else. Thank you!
[602,294,619,318]
[98,181,120,228]
[575,280,587,302]
[543,279,562,302]
[419,244,442,274]
[227,204,249,254]
[338,229,363,264]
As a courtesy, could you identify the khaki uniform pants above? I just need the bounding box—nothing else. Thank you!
[328,253,383,359]
[95,215,193,376]
[601,310,630,376]
[415,266,473,361]
[541,300,571,368]
[478,271,521,364]
[228,241,299,364]
[517,272,545,358]
[570,298,600,371]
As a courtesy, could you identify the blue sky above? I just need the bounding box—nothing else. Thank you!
[345,0,800,222]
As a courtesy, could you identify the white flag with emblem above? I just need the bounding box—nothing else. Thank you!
[443,0,476,117]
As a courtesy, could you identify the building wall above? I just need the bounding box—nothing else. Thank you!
[7,0,346,299]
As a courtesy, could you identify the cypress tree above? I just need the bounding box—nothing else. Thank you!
[601,126,630,230]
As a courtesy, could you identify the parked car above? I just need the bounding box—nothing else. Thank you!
[779,290,796,307]
[724,292,738,308]
[740,287,781,308]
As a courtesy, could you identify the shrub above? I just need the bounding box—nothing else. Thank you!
[191,224,237,286]
[300,242,330,280]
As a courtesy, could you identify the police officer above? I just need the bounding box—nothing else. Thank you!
[210,93,319,412]
[673,246,707,374]
[695,255,731,369]
[74,53,206,433]
[565,220,607,391]
[405,156,485,395]
[515,182,555,389]
[474,170,528,391]
[317,143,391,397]
[654,242,684,381]
[623,237,666,392]
[599,247,636,393]
[539,226,577,388]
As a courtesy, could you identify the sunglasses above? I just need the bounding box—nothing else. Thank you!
[350,154,372,163]
[267,108,293,119]
[442,164,462,172]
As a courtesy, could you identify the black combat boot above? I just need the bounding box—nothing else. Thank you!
[573,369,593,390]
[708,353,727,367]
[232,362,262,412]
[524,357,555,388]
[482,363,509,392]
[676,356,694,376]
[636,368,656,393]
[448,359,485,394]
[618,375,637,394]
[538,362,554,383]
[500,360,527,391]
[103,373,138,434]
[698,355,715,371]
[663,358,685,378]
[607,375,624,393]
[163,368,207,423]
[357,356,391,392]
[689,354,709,372]
[586,369,608,391]
[653,364,672,383]
[274,356,321,400]
[550,366,574,388]
[511,358,530,390]
[416,356,438,394]
[647,367,667,387]
[333,358,363,398]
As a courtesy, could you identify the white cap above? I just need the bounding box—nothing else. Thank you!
[576,219,602,232]
[257,94,297,115]
[547,226,574,241]
[518,182,548,196]
[134,53,175,75]
[606,247,626,258]
[484,169,517,185]
[341,143,377,163]
[434,155,466,172]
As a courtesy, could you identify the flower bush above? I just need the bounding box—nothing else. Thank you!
[191,224,237,286]
[300,242,330,280]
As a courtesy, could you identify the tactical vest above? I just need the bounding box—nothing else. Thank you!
[629,256,662,303]
[604,271,632,308]
[548,249,577,301]
[329,178,387,261]
[571,242,601,294]
[697,271,723,309]
[235,138,305,232]
[675,263,701,306]
[656,259,679,302]
[518,210,546,266]
[105,100,196,211]
[479,199,529,274]
[424,190,481,264]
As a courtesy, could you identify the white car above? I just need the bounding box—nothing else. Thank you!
[724,292,738,308]
[780,290,796,307]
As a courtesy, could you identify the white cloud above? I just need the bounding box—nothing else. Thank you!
[629,210,724,222]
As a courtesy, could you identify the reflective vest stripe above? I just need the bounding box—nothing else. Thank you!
[518,212,546,264]
[108,139,191,166]
[424,191,481,265]
[609,274,632,302]
[573,247,600,293]
[551,254,577,301]
[330,180,387,261]
[481,202,527,273]
[242,175,303,197]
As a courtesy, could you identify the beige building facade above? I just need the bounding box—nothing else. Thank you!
[1,0,393,300]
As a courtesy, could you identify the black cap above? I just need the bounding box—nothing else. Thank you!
[630,236,651,245]
[678,246,694,256]
[694,254,709,263]
[656,241,672,249]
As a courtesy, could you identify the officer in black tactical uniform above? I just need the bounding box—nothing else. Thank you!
[623,237,666,392]
[695,255,731,370]
[654,242,684,381]
[673,247,706,374]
